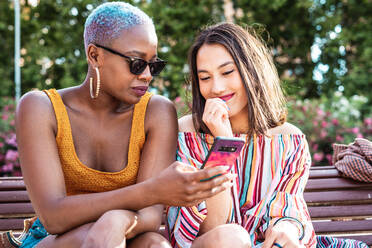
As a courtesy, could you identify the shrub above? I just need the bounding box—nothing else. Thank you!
[287,92,372,166]
[0,97,21,176]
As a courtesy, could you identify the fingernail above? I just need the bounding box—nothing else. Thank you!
[219,165,231,171]
[223,182,233,188]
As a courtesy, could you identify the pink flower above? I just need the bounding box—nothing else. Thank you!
[313,152,324,162]
[5,134,17,147]
[336,135,344,142]
[331,119,339,126]
[10,120,15,126]
[3,105,9,112]
[0,142,3,148]
[321,121,328,128]
[351,127,359,134]
[174,97,182,104]
[357,134,363,138]
[13,171,22,176]
[364,118,372,126]
[2,114,8,121]
[2,163,14,172]
[326,154,332,163]
[316,108,325,116]
[320,130,328,138]
[5,150,18,162]
[312,121,318,126]
[312,144,319,151]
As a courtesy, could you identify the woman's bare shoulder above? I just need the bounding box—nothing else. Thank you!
[178,114,196,132]
[145,94,177,131]
[16,90,53,116]
[267,122,303,136]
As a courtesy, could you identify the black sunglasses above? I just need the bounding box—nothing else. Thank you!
[94,44,166,76]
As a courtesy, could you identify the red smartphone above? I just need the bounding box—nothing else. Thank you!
[200,136,245,181]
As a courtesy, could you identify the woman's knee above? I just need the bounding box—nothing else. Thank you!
[128,232,171,248]
[196,224,251,248]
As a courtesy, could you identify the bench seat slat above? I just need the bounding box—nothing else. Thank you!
[308,205,372,218]
[0,191,30,203]
[306,178,372,191]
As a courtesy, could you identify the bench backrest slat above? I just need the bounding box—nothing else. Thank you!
[309,169,341,179]
[313,219,372,233]
[0,191,30,203]
[304,190,372,204]
[0,203,34,216]
[306,178,372,191]
[308,204,372,218]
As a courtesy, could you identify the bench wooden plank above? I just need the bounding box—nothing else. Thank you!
[306,178,372,191]
[0,180,26,191]
[309,169,341,179]
[0,191,30,203]
[308,205,372,218]
[304,190,372,204]
[0,219,25,231]
[310,166,336,170]
[0,203,34,216]
[313,219,372,232]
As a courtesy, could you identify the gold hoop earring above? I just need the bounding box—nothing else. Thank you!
[90,67,100,99]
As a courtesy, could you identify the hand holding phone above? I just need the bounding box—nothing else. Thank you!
[200,136,245,181]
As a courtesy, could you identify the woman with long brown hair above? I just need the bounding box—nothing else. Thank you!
[166,22,316,248]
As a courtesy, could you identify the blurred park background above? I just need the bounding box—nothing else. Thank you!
[0,0,371,176]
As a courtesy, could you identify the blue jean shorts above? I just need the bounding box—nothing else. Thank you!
[19,218,48,248]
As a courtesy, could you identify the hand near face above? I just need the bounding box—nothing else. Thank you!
[203,98,233,137]
[262,220,303,248]
[151,161,235,207]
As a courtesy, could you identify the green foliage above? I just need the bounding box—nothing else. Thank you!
[0,0,370,106]
[233,0,317,98]
[141,0,225,98]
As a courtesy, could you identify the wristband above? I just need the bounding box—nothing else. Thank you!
[273,216,305,240]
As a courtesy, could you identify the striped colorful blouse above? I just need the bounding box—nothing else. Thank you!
[166,132,317,248]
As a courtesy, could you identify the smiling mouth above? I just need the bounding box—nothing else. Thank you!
[132,86,148,97]
[218,93,235,102]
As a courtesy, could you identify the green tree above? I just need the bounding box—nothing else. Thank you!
[310,0,372,114]
[1,0,371,111]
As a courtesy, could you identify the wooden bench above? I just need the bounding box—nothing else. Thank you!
[1,166,372,246]
[307,166,372,245]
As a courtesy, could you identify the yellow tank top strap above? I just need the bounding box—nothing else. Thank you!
[128,92,153,162]
[43,89,72,144]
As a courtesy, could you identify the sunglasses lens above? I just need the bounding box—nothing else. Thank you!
[130,59,148,75]
[150,61,166,76]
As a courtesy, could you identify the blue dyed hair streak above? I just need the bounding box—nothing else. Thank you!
[84,1,153,51]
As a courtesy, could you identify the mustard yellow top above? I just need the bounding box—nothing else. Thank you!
[44,89,153,195]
